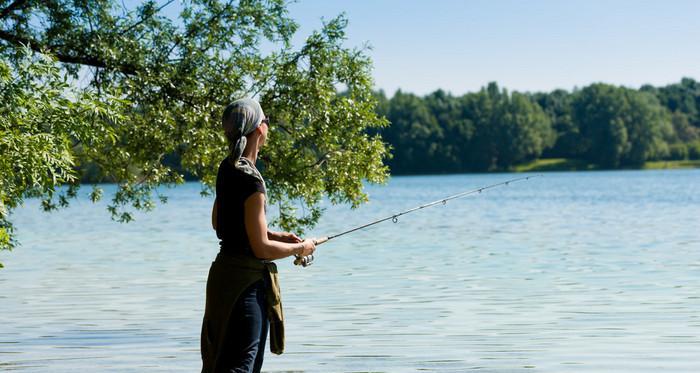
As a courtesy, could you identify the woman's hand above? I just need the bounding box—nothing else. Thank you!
[298,239,316,257]
[268,231,302,243]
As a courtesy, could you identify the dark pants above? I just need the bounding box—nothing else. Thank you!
[218,279,269,373]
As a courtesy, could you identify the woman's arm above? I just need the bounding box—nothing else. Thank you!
[268,230,302,243]
[244,192,315,260]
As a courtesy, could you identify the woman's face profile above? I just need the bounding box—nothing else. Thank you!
[258,119,269,147]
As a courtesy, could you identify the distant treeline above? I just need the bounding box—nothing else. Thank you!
[373,78,700,173]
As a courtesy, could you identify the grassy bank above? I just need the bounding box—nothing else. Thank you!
[641,160,700,169]
[514,158,700,172]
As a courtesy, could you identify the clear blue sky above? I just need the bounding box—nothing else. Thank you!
[155,0,699,96]
[284,0,700,95]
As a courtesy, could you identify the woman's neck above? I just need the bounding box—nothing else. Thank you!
[241,146,258,163]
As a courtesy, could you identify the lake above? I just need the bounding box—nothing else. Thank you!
[1,170,699,372]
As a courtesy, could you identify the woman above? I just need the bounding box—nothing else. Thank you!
[201,98,316,373]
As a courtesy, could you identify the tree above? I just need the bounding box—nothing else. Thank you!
[652,78,700,127]
[670,111,699,143]
[0,47,128,259]
[532,89,583,158]
[381,90,442,174]
[462,83,553,170]
[622,91,672,165]
[0,0,390,266]
[572,84,671,167]
[423,89,474,173]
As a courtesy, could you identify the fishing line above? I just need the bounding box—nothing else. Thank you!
[294,174,541,267]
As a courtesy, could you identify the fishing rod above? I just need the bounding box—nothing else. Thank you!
[293,174,541,267]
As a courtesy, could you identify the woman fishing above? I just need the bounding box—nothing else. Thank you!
[200,98,317,373]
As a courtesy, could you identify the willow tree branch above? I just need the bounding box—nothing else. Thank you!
[118,0,176,36]
[0,29,138,74]
[280,152,329,179]
[163,0,235,60]
[0,0,29,19]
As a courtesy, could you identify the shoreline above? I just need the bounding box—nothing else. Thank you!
[77,159,700,184]
[513,158,700,173]
[386,159,700,177]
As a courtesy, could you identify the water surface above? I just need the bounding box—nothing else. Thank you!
[1,170,699,372]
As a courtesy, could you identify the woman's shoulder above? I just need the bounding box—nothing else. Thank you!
[218,157,264,186]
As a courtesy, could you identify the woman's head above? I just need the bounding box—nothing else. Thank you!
[222,98,268,160]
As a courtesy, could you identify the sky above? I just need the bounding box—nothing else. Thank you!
[283,0,700,95]
[154,0,700,96]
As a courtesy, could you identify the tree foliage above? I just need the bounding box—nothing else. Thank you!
[462,83,554,170]
[571,84,671,167]
[0,47,127,256]
[379,78,699,174]
[0,0,389,264]
[380,83,554,172]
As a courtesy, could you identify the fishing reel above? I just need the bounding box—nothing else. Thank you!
[293,254,315,267]
[292,237,328,268]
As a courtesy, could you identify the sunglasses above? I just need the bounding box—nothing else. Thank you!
[260,117,270,126]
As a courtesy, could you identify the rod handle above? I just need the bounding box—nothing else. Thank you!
[313,236,329,245]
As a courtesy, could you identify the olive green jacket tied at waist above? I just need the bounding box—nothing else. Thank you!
[201,252,284,372]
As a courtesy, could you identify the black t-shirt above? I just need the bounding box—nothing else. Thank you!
[215,158,266,255]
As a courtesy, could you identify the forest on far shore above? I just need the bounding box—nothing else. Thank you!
[373,78,700,174]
